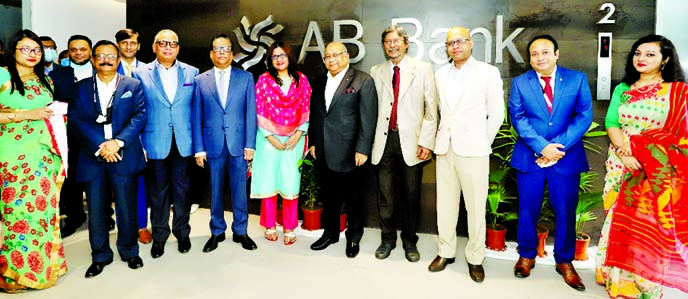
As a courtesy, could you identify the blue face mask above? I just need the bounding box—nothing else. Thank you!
[44,48,58,62]
[60,58,70,67]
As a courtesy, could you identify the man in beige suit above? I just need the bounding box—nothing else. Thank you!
[427,27,504,283]
[370,25,438,262]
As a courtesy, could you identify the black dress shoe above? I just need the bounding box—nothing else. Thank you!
[310,236,338,251]
[151,241,165,258]
[232,234,257,250]
[107,217,116,232]
[345,241,359,258]
[203,233,226,253]
[467,262,485,282]
[178,237,191,253]
[60,218,86,238]
[375,243,396,259]
[85,260,112,278]
[403,244,420,263]
[428,255,455,272]
[124,256,144,270]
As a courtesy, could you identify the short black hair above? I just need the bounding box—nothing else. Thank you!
[92,40,120,56]
[115,29,139,43]
[68,34,93,49]
[210,33,231,49]
[527,34,559,53]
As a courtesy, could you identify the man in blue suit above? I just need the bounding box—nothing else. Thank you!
[192,33,257,252]
[69,40,147,278]
[134,29,199,258]
[508,35,592,291]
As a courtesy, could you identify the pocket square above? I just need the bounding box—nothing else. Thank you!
[345,87,356,94]
[121,91,132,98]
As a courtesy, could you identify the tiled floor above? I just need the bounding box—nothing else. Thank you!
[15,209,685,299]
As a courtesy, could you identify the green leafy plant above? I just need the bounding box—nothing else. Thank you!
[298,157,320,210]
[575,171,603,238]
[583,122,608,154]
[486,167,518,226]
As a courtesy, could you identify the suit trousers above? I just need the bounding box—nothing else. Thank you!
[516,168,579,263]
[319,166,364,243]
[436,150,488,265]
[208,143,249,236]
[377,131,422,245]
[59,130,86,222]
[147,134,192,243]
[85,164,138,263]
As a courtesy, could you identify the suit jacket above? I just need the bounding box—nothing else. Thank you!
[370,56,438,166]
[508,66,593,175]
[308,67,378,173]
[68,75,147,182]
[49,66,77,103]
[434,58,505,157]
[117,59,141,77]
[192,67,257,158]
[133,60,199,159]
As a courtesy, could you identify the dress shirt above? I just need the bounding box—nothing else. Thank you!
[120,59,138,77]
[155,59,178,103]
[95,74,118,140]
[325,65,349,111]
[535,65,558,102]
[444,56,476,110]
[214,66,232,108]
[45,63,54,75]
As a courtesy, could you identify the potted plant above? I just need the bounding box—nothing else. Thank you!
[486,167,518,251]
[574,172,603,260]
[299,156,322,230]
[536,198,555,257]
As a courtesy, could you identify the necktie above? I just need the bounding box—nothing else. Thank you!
[219,70,228,108]
[542,76,553,113]
[389,66,400,131]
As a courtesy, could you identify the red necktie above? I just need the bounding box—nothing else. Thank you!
[389,66,400,131]
[542,76,553,113]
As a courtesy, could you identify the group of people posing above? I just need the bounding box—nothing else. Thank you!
[0,23,686,299]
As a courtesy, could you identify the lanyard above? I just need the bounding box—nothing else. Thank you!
[94,74,121,115]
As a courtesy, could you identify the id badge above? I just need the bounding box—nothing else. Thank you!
[96,115,107,123]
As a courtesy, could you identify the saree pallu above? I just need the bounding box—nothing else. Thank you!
[605,81,688,293]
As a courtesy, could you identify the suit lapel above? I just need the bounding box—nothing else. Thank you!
[526,71,550,116]
[381,62,393,99]
[551,67,565,114]
[86,78,101,115]
[206,71,223,109]
[224,68,241,111]
[171,64,185,106]
[328,68,354,114]
[151,65,170,104]
[398,59,416,100]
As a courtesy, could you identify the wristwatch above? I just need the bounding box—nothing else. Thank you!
[114,139,124,147]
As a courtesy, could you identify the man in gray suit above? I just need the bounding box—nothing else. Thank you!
[308,42,378,258]
[370,25,438,262]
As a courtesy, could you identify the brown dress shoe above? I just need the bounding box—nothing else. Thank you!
[428,255,455,272]
[467,262,485,282]
[556,263,586,291]
[513,256,536,278]
[138,229,152,244]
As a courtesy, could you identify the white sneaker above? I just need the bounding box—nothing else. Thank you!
[190,203,200,214]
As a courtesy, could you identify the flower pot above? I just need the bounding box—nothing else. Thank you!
[486,224,507,251]
[574,232,590,261]
[537,224,549,257]
[301,204,323,231]
[339,213,347,232]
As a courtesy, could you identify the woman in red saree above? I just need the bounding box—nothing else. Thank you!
[597,34,688,298]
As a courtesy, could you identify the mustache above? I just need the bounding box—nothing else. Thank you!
[99,63,114,66]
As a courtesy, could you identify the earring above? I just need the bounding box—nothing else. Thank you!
[661,62,667,71]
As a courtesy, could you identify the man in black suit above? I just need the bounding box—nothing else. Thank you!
[308,42,378,258]
[50,35,95,238]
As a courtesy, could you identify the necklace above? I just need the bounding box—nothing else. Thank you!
[632,77,663,90]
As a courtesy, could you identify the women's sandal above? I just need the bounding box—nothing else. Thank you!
[264,228,278,241]
[284,230,296,245]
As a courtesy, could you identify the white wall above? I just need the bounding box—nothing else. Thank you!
[657,0,688,73]
[22,0,125,53]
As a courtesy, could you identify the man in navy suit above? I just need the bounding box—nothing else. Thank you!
[508,35,592,291]
[192,33,257,252]
[69,40,147,278]
[134,29,199,258]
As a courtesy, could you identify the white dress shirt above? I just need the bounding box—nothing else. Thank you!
[535,65,558,102]
[444,56,476,110]
[120,59,138,77]
[95,74,118,139]
[155,59,178,103]
[325,65,349,111]
[214,66,232,108]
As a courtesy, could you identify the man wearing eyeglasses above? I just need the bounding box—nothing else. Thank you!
[308,42,378,258]
[369,25,437,263]
[134,29,199,259]
[427,27,504,283]
[69,40,147,278]
[192,33,257,253]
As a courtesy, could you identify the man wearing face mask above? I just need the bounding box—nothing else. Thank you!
[40,36,62,75]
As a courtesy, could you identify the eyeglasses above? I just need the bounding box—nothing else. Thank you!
[324,51,346,60]
[94,54,118,61]
[16,47,43,55]
[383,39,403,46]
[445,38,471,47]
[156,40,179,48]
[271,53,287,61]
[212,46,231,54]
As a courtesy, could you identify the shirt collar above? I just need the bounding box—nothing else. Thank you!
[450,56,476,72]
[214,66,232,76]
[535,65,558,79]
[327,65,349,80]
[390,55,408,70]
[154,59,178,71]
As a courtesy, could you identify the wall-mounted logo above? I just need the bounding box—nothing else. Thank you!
[233,15,284,70]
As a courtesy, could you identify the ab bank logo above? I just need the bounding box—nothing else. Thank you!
[232,15,284,70]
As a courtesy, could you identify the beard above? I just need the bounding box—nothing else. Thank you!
[71,57,91,66]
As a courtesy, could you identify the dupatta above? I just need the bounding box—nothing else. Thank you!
[255,72,311,136]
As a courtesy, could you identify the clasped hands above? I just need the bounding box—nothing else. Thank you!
[536,143,565,165]
[267,131,303,151]
[616,142,642,171]
[98,139,122,163]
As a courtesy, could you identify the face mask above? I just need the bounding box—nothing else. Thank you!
[71,61,92,71]
[60,58,70,66]
[44,48,58,62]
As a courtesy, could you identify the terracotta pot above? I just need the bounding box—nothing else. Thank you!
[340,213,347,232]
[301,204,323,231]
[574,232,590,261]
[537,224,549,257]
[486,224,507,251]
